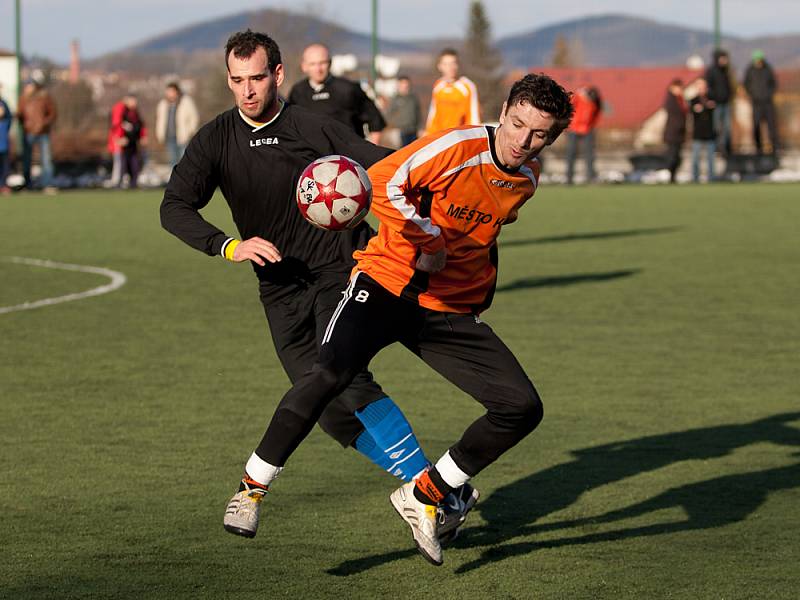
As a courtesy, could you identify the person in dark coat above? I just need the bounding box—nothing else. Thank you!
[663,79,687,183]
[386,75,422,147]
[289,43,385,144]
[744,50,779,155]
[704,48,733,156]
[118,95,147,188]
[690,78,716,182]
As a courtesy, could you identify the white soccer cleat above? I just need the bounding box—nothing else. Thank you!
[389,481,443,566]
[438,483,480,544]
[223,483,267,538]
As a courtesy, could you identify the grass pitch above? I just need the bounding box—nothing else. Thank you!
[1,183,798,599]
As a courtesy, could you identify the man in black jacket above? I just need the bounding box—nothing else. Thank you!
[744,50,779,155]
[662,79,687,183]
[690,78,716,182]
[160,30,475,540]
[704,49,733,156]
[289,43,385,144]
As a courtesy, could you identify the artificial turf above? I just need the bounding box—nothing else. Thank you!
[1,183,798,599]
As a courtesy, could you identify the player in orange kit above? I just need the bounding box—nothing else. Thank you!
[231,74,574,565]
[425,48,481,134]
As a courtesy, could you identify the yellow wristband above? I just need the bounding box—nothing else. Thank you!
[224,239,241,261]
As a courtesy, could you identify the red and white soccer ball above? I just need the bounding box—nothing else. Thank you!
[296,155,372,231]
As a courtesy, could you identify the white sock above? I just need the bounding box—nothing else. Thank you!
[435,451,471,489]
[245,452,283,486]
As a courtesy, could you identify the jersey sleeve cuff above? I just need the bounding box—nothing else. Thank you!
[217,236,237,258]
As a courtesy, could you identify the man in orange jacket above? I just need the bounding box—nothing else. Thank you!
[227,73,574,566]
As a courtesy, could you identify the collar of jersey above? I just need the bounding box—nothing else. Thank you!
[485,125,524,175]
[238,100,284,132]
[309,76,333,93]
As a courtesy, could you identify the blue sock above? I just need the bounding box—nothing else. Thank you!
[353,397,430,482]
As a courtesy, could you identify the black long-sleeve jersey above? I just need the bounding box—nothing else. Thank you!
[288,76,386,137]
[160,103,392,302]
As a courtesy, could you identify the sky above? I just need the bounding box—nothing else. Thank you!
[1,0,798,61]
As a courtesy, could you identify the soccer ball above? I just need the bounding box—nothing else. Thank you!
[296,155,372,231]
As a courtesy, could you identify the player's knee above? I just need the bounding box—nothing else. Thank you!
[310,362,355,398]
[492,383,543,433]
[518,388,544,432]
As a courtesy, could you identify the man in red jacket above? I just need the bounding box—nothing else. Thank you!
[565,85,602,184]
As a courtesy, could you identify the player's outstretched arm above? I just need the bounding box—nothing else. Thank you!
[228,237,282,266]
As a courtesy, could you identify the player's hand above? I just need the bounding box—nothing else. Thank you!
[233,237,282,266]
[416,247,446,273]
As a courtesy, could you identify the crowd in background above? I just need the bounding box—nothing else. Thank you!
[0,43,785,193]
[660,48,780,184]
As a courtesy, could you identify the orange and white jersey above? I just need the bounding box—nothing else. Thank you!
[425,76,481,135]
[355,125,540,314]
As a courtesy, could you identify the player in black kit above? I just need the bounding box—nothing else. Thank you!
[160,30,476,539]
[289,43,385,144]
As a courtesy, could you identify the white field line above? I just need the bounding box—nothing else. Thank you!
[0,257,127,315]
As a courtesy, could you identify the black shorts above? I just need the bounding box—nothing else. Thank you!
[260,271,385,446]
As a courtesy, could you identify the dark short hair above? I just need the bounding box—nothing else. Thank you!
[439,47,459,60]
[397,75,410,82]
[225,29,282,72]
[166,81,181,94]
[505,73,574,142]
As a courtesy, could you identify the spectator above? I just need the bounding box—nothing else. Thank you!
[386,75,422,147]
[663,79,687,184]
[744,50,779,155]
[289,44,385,144]
[565,85,602,184]
[155,82,199,167]
[107,98,127,187]
[689,78,716,183]
[705,49,733,156]
[425,48,480,135]
[0,86,11,195]
[117,95,147,188]
[17,73,57,192]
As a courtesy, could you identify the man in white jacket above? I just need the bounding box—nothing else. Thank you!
[156,82,199,167]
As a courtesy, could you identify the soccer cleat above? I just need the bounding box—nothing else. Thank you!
[438,482,480,544]
[223,480,267,538]
[389,481,443,566]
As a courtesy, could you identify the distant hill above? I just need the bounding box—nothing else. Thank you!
[87,10,800,74]
[498,14,800,70]
[497,14,721,67]
[87,8,423,74]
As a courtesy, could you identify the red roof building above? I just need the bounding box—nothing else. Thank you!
[511,66,701,130]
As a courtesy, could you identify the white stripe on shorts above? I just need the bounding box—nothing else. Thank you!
[322,271,361,345]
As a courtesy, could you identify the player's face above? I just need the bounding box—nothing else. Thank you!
[496,101,556,169]
[227,47,284,121]
[437,54,459,81]
[301,45,331,85]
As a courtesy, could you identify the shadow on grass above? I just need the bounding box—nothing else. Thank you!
[500,226,684,248]
[496,269,640,293]
[329,412,800,575]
